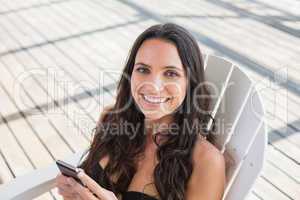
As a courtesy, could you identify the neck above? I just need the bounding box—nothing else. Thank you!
[144,114,174,135]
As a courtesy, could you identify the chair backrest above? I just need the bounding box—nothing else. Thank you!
[204,55,267,200]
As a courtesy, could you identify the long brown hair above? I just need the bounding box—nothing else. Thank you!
[79,23,214,200]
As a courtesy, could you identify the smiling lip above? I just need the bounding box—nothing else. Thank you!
[140,94,171,104]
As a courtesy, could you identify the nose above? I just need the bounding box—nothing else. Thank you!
[151,76,164,92]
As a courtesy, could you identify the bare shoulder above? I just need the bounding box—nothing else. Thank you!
[186,135,226,200]
[192,135,225,170]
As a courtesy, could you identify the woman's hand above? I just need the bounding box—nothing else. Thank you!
[56,174,80,200]
[55,170,118,200]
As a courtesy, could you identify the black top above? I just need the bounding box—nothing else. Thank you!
[90,162,159,200]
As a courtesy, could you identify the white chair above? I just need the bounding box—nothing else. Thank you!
[0,55,267,200]
[203,55,267,200]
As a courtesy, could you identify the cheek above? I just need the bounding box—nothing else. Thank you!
[130,75,141,98]
[166,81,187,108]
[168,81,187,100]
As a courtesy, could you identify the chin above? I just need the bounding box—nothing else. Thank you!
[143,113,161,120]
[144,109,176,121]
[142,111,165,120]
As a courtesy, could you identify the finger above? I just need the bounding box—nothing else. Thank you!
[77,187,98,200]
[64,195,82,200]
[56,177,73,191]
[57,183,73,194]
[57,182,77,194]
[70,178,98,200]
[55,174,65,185]
[57,187,77,198]
[57,183,72,195]
[59,178,85,200]
[77,170,108,199]
[56,177,78,197]
[56,174,71,187]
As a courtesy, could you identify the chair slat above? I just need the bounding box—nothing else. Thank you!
[223,90,264,193]
[204,55,234,131]
[223,122,267,200]
[212,66,253,152]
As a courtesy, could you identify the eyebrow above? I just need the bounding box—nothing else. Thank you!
[134,62,183,71]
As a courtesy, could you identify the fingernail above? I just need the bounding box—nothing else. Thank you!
[77,168,85,177]
[77,171,84,178]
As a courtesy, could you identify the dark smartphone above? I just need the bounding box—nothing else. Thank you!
[56,160,84,186]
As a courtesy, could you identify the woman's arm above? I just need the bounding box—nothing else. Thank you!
[185,138,226,200]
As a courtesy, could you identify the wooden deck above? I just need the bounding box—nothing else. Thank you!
[0,0,299,199]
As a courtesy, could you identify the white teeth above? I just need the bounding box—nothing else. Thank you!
[142,95,169,104]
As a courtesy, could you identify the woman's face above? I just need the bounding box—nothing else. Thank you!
[131,38,187,121]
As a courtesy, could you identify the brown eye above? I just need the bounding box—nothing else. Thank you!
[136,67,150,74]
[165,70,179,78]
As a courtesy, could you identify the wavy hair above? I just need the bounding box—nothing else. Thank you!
[79,23,215,200]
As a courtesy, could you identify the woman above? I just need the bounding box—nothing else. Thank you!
[56,23,225,200]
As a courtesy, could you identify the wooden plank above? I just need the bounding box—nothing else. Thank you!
[206,0,300,39]
[51,3,130,70]
[179,12,297,76]
[0,4,91,199]
[69,0,139,66]
[0,149,14,183]
[0,67,54,168]
[166,0,300,85]
[266,145,300,183]
[32,3,124,94]
[14,6,115,140]
[246,69,300,148]
[0,74,54,200]
[23,47,93,141]
[263,98,300,148]
[0,17,20,53]
[4,0,53,12]
[228,0,300,20]
[0,114,33,177]
[21,3,117,93]
[6,11,45,46]
[14,50,90,148]
[0,51,89,149]
[0,119,54,200]
[18,6,66,41]
[51,1,101,32]
[252,176,292,200]
[261,160,300,199]
[0,9,91,155]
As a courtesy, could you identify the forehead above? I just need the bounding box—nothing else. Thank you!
[135,38,184,69]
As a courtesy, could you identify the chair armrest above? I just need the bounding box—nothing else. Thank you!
[0,151,84,200]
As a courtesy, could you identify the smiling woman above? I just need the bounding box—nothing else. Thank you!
[56,23,225,200]
[131,38,188,120]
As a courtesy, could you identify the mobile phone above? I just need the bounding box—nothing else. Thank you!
[56,160,84,186]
